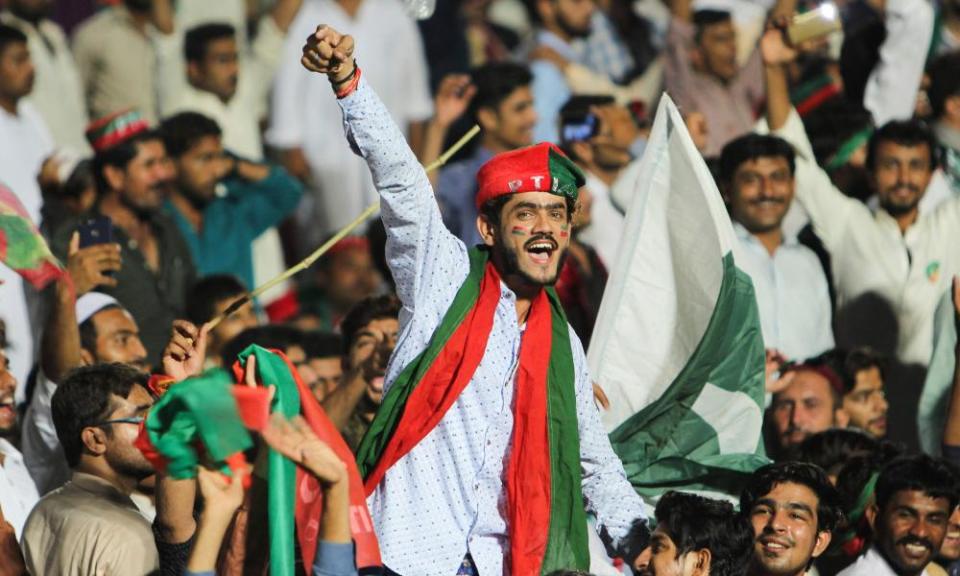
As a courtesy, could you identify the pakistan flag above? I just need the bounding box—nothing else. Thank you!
[588,95,769,501]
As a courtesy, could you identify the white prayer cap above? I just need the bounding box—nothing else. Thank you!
[76,292,120,325]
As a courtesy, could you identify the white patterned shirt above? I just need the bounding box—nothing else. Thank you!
[338,78,647,576]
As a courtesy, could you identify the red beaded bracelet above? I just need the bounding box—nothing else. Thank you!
[335,65,362,99]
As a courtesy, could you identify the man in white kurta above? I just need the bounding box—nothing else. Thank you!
[0,25,55,394]
[266,0,433,253]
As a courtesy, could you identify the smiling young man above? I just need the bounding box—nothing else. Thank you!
[838,455,959,576]
[763,27,960,370]
[740,462,842,576]
[301,25,647,576]
[719,133,833,362]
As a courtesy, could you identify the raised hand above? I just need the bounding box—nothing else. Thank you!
[67,231,122,294]
[196,466,247,519]
[433,74,476,128]
[760,25,798,67]
[261,413,347,487]
[161,320,210,382]
[764,348,796,395]
[301,24,356,82]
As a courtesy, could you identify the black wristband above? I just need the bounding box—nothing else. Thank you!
[329,60,358,88]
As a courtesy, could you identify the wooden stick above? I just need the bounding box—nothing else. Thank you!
[205,124,481,331]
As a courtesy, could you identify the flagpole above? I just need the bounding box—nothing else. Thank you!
[206,124,482,331]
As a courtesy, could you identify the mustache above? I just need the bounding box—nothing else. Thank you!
[896,536,934,551]
[748,197,786,206]
[884,184,922,194]
[523,233,558,250]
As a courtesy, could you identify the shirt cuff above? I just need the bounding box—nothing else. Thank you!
[312,541,357,576]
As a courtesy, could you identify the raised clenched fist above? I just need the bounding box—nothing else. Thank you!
[301,24,356,83]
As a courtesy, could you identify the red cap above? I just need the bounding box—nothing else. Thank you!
[475,142,585,209]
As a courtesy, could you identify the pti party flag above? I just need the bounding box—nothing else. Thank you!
[233,346,382,576]
[587,95,769,501]
[0,182,63,289]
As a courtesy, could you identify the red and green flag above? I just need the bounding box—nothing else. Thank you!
[232,345,382,575]
[0,182,63,289]
[355,247,589,575]
[137,348,381,575]
[136,370,255,482]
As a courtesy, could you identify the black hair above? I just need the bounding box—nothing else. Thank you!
[185,274,248,326]
[61,159,95,200]
[741,462,843,533]
[522,0,544,25]
[619,517,653,566]
[866,119,939,172]
[654,491,754,576]
[478,194,577,231]
[220,325,304,368]
[92,129,162,194]
[0,318,6,349]
[692,9,732,43]
[78,304,124,354]
[52,363,149,467]
[341,295,401,355]
[184,23,236,63]
[0,23,27,56]
[928,51,960,120]
[159,111,222,159]
[832,347,886,394]
[796,429,881,478]
[300,331,344,361]
[718,133,796,184]
[875,454,959,513]
[469,62,533,122]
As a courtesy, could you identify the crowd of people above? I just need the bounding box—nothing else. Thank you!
[0,0,960,574]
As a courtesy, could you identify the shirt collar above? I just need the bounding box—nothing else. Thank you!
[863,546,927,576]
[732,221,797,248]
[70,471,137,504]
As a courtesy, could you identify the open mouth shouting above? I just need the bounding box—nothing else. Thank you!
[524,235,558,266]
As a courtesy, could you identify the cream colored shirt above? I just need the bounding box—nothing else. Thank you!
[775,108,960,365]
[21,472,159,576]
[73,5,162,124]
[158,16,286,159]
[0,12,90,154]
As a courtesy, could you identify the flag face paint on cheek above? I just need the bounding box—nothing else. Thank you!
[559,224,570,238]
[511,226,529,236]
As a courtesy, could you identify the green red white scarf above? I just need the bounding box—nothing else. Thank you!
[138,347,382,576]
[356,247,589,575]
[231,346,382,575]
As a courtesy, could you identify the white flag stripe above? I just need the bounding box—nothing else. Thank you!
[588,94,740,432]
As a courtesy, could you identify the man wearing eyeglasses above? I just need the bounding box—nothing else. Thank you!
[20,363,158,576]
